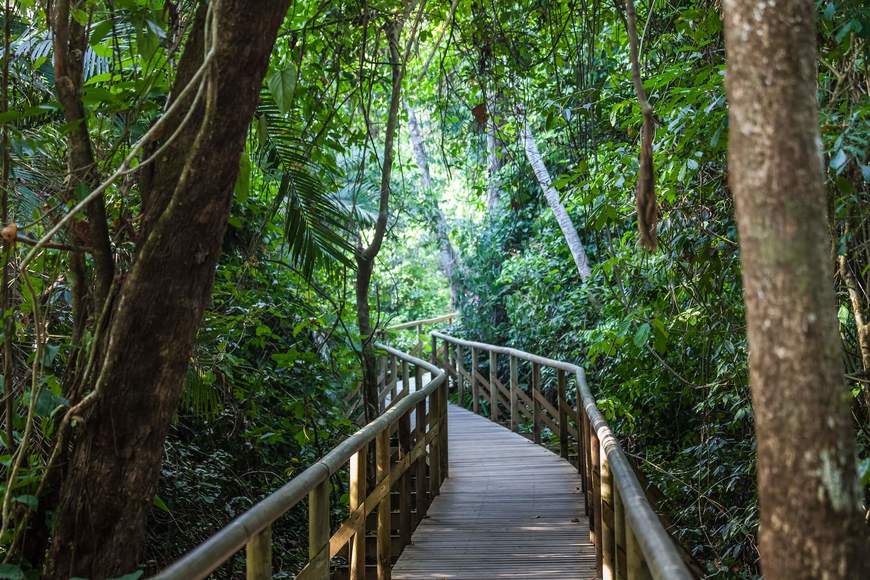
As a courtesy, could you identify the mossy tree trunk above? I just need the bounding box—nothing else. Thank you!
[722,1,869,577]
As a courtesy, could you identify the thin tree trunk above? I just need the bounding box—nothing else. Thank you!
[43,2,290,577]
[722,2,868,578]
[520,114,591,281]
[405,103,460,305]
[357,20,408,423]
[485,86,503,213]
[838,253,870,411]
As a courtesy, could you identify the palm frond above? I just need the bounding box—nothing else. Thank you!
[254,95,355,278]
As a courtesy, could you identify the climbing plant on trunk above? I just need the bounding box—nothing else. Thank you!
[20,1,293,577]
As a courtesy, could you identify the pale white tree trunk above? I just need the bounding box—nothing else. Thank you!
[405,103,461,305]
[485,87,503,213]
[520,115,592,281]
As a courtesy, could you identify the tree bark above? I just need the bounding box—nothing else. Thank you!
[405,103,461,305]
[484,86,504,213]
[43,2,290,577]
[722,2,868,578]
[520,114,592,281]
[357,21,406,423]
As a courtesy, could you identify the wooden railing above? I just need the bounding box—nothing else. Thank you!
[431,331,693,580]
[382,311,457,358]
[155,344,449,580]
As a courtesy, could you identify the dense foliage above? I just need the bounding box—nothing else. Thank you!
[0,0,866,578]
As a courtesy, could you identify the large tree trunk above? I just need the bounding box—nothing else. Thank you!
[43,2,289,577]
[405,103,461,306]
[722,2,868,578]
[520,115,592,281]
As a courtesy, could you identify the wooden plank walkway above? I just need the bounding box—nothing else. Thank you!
[392,405,597,579]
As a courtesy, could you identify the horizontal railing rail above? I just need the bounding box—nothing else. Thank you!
[154,345,449,580]
[431,331,692,580]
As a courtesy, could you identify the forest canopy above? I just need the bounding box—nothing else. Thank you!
[0,0,867,578]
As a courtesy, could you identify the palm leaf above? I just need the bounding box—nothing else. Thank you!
[254,95,355,278]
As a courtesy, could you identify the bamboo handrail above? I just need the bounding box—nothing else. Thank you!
[431,331,692,580]
[383,312,457,332]
[154,345,448,580]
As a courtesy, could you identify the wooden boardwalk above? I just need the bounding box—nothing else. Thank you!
[392,405,597,579]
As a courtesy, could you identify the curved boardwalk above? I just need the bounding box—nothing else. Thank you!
[392,405,597,579]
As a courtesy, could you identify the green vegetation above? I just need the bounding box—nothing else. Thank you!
[0,0,866,578]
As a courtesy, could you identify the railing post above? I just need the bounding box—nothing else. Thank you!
[577,379,586,477]
[439,376,449,480]
[308,479,330,580]
[430,335,437,366]
[415,323,423,358]
[390,354,398,402]
[471,347,479,414]
[626,523,653,580]
[429,387,442,498]
[376,429,391,580]
[601,439,615,580]
[614,481,627,580]
[402,359,410,397]
[489,350,498,422]
[557,369,569,459]
[582,408,592,516]
[246,525,271,580]
[509,355,519,431]
[398,386,412,551]
[445,341,453,391]
[531,362,541,444]
[590,422,602,573]
[350,447,367,580]
[415,364,429,522]
[456,344,466,407]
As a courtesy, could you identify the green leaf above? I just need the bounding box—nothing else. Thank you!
[267,63,297,114]
[153,495,171,514]
[633,323,651,348]
[830,149,848,173]
[0,564,23,580]
[14,494,38,510]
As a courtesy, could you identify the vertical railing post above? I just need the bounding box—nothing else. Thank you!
[471,347,479,414]
[415,364,428,522]
[349,446,367,580]
[389,354,398,403]
[456,344,466,407]
[308,479,330,579]
[614,482,627,580]
[445,341,453,392]
[509,355,519,431]
[601,439,615,580]
[376,430,391,580]
[531,362,541,444]
[429,386,442,498]
[402,360,410,397]
[246,525,272,580]
[582,408,592,516]
[557,369,569,459]
[415,323,423,358]
[439,376,449,480]
[398,385,412,551]
[590,422,602,573]
[576,378,586,476]
[430,335,437,366]
[489,350,498,422]
[626,524,653,580]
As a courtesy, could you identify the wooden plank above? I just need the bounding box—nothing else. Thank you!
[489,350,498,421]
[392,405,596,579]
[308,480,330,580]
[510,355,519,431]
[376,430,391,580]
[349,448,366,580]
[532,363,541,444]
